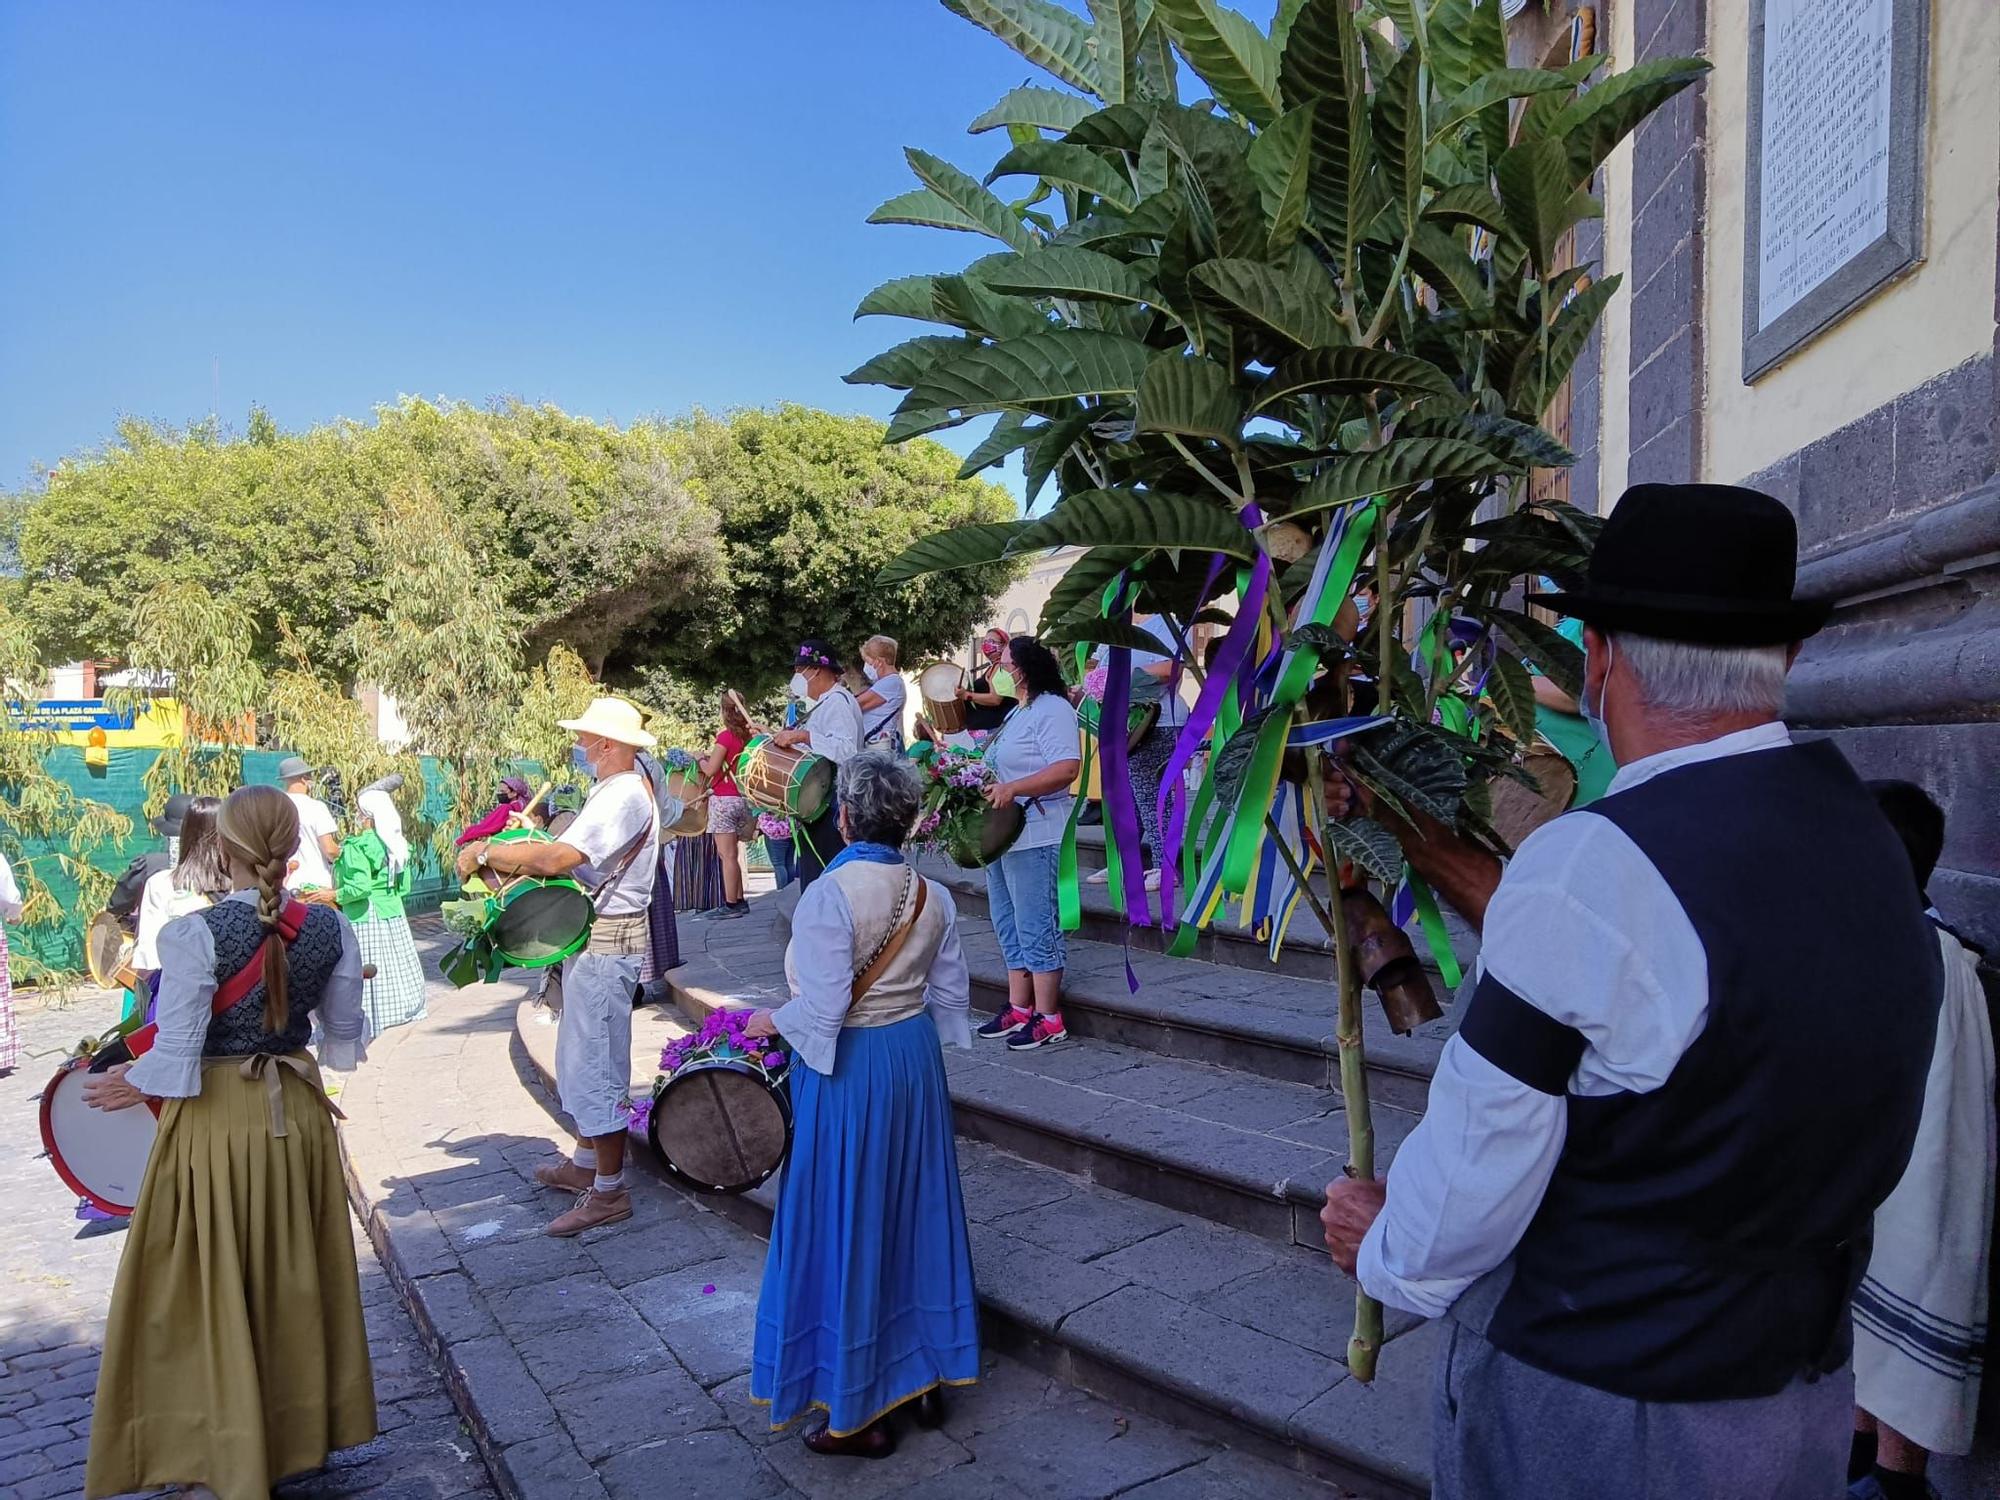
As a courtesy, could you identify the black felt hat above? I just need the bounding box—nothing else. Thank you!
[1530,483,1831,646]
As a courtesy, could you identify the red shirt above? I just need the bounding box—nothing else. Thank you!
[713,729,746,797]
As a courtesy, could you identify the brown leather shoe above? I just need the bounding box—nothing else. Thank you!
[533,1160,595,1193]
[803,1419,895,1459]
[545,1187,632,1237]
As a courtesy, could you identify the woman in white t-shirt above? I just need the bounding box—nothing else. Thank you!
[132,795,230,981]
[855,635,908,751]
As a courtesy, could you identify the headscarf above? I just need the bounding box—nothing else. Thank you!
[358,774,409,874]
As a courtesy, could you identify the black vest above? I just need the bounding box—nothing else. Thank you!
[199,899,343,1057]
[1472,738,1940,1401]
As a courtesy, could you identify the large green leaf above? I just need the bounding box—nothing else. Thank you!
[1055,617,1179,655]
[1349,723,1469,825]
[1155,106,1266,260]
[1407,221,1491,314]
[1413,411,1574,469]
[969,85,1097,135]
[1495,137,1581,274]
[1508,272,1621,414]
[855,274,949,323]
[843,335,979,389]
[1286,438,1511,519]
[1157,213,1235,362]
[933,273,1051,340]
[903,329,1153,419]
[1555,57,1710,182]
[868,189,994,238]
[1473,605,1584,700]
[1322,813,1403,889]
[1135,13,1180,101]
[957,411,1037,477]
[1013,487,1256,557]
[906,148,1038,252]
[1246,104,1315,254]
[1152,0,1283,127]
[1065,101,1158,150]
[884,407,960,443]
[1483,651,1538,751]
[1426,0,1507,104]
[877,520,1029,584]
[1089,0,1143,105]
[1254,346,1458,410]
[986,141,1139,212]
[1372,44,1425,233]
[1422,182,1509,235]
[978,245,1156,303]
[1191,255,1342,348]
[1024,405,1101,506]
[1039,545,1140,633]
[1136,353,1243,446]
[941,0,1101,94]
[1430,62,1600,141]
[1279,0,1369,266]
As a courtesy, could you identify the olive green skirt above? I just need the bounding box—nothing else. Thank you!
[86,1053,377,1500]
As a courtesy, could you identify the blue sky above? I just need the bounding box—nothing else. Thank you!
[0,2,1066,496]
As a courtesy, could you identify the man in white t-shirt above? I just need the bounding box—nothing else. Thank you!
[277,757,341,891]
[770,638,863,889]
[457,696,659,1237]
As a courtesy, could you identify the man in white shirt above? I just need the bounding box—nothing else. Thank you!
[771,638,862,889]
[1318,486,1941,1500]
[277,757,340,891]
[457,696,659,1237]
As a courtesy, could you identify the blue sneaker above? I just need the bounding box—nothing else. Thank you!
[1007,1013,1069,1050]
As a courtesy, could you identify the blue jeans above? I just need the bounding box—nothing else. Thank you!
[985,843,1064,974]
[765,835,797,889]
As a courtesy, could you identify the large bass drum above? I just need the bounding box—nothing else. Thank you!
[86,911,139,992]
[648,1059,792,1195]
[736,736,834,823]
[40,1038,159,1216]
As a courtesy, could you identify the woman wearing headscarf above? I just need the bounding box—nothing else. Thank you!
[744,751,978,1457]
[82,784,373,1499]
[326,774,427,1037]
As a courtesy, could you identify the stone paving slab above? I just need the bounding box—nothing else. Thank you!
[0,982,497,1500]
[339,922,1363,1499]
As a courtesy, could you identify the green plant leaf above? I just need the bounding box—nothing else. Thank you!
[1555,57,1710,182]
[1154,106,1267,260]
[1135,12,1180,101]
[941,0,1102,94]
[855,274,948,322]
[986,141,1141,212]
[1423,182,1509,234]
[1040,545,1140,633]
[1280,0,1368,265]
[1254,346,1459,410]
[1246,104,1315,253]
[906,147,1039,252]
[1013,487,1256,557]
[1495,137,1579,274]
[1286,438,1512,519]
[933,273,1052,340]
[868,189,997,238]
[1349,723,1468,824]
[1024,406,1101,506]
[1472,605,1584,700]
[1152,0,1284,126]
[1483,651,1538,750]
[1429,0,1511,165]
[1372,43,1425,233]
[1089,0,1142,105]
[969,85,1098,135]
[1430,62,1600,141]
[883,406,961,443]
[1401,410,1574,468]
[843,335,980,389]
[1508,272,1621,414]
[978,245,1156,303]
[957,411,1037,477]
[1406,221,1491,315]
[1064,101,1159,150]
[1136,353,1243,445]
[903,329,1154,419]
[1191,255,1342,348]
[877,520,1029,584]
[1322,813,1403,888]
[1054,616,1177,655]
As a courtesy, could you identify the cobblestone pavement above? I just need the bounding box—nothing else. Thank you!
[0,983,497,1500]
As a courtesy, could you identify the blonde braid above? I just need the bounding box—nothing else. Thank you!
[255,851,292,1033]
[217,785,300,1034]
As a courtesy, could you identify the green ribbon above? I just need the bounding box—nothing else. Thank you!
[1405,869,1463,991]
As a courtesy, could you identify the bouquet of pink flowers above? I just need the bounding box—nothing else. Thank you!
[1081,662,1109,701]
[756,812,792,842]
[915,748,1018,868]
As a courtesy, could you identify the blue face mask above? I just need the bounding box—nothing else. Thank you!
[570,744,596,779]
[1582,637,1614,749]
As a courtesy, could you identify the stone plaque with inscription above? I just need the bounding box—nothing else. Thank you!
[1742,0,1928,380]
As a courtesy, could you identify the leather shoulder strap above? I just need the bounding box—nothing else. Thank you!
[849,871,928,1005]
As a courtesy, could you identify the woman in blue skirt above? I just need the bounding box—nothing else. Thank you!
[743,750,978,1459]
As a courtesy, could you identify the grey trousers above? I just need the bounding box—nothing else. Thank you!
[1431,1319,1854,1500]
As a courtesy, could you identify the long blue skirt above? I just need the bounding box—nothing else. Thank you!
[751,1013,980,1435]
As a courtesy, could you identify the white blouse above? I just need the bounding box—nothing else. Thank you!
[0,851,20,922]
[131,869,215,972]
[124,889,368,1099]
[770,871,972,1074]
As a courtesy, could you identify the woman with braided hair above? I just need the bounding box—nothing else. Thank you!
[81,784,375,1500]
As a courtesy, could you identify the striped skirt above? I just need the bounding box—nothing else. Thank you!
[355,915,427,1037]
[0,927,16,1072]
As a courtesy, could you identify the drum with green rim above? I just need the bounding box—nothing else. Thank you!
[481,828,594,968]
[736,735,835,823]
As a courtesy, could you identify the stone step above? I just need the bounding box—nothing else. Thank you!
[512,997,1436,1498]
[918,851,1483,988]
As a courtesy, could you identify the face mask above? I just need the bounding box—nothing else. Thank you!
[1582,636,1614,748]
[862,663,881,683]
[1356,595,1373,623]
[788,672,810,700]
[570,744,596,778]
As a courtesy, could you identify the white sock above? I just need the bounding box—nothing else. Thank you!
[594,1172,625,1194]
[572,1145,595,1168]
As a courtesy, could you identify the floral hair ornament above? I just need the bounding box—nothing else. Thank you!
[794,640,841,673]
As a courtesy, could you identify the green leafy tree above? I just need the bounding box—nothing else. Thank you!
[865,0,1705,1380]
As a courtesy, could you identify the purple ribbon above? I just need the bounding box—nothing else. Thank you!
[1097,584,1152,926]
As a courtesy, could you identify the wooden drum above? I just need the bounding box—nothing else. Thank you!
[918,661,969,734]
[648,1060,792,1195]
[1486,740,1579,853]
[736,735,834,823]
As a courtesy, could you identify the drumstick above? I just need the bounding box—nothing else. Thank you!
[520,781,553,818]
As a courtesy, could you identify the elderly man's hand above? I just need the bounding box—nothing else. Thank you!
[1321,1175,1387,1276]
[1320,747,1376,823]
[454,844,485,880]
[772,728,809,750]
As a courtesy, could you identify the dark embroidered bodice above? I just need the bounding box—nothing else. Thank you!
[199,899,344,1056]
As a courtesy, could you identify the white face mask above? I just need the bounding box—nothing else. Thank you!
[862,662,881,683]
[788,672,810,700]
[1582,636,1614,750]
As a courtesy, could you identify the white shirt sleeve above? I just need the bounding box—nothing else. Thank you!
[922,885,972,1050]
[316,916,368,1072]
[806,690,862,765]
[131,871,175,972]
[125,912,218,1098]
[0,852,20,923]
[770,877,856,1075]
[1355,811,1709,1317]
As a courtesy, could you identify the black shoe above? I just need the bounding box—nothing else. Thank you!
[912,1389,946,1430]
[975,1007,1031,1040]
[804,1419,896,1459]
[713,902,748,920]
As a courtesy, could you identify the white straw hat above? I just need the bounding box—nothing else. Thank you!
[557,696,658,749]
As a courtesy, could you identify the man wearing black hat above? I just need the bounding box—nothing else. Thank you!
[105,793,195,933]
[1319,485,1942,1498]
